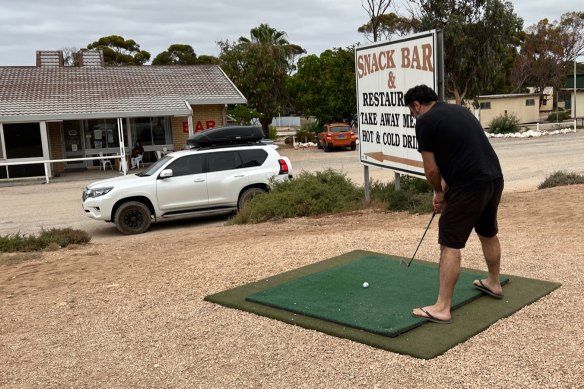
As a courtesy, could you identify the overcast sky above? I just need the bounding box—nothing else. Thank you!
[0,0,581,66]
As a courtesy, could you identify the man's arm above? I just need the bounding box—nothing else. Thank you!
[420,151,445,212]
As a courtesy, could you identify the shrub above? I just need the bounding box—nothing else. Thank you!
[230,169,363,224]
[229,171,434,224]
[538,171,584,189]
[547,110,571,122]
[295,122,319,143]
[488,113,520,134]
[267,125,278,140]
[369,175,433,214]
[0,228,91,253]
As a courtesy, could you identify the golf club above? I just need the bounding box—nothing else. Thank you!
[401,210,436,268]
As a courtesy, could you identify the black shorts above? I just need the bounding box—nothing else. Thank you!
[438,178,504,249]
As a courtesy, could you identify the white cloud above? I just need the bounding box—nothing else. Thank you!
[0,0,581,66]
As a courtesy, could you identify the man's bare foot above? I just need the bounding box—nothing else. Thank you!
[473,279,503,298]
[411,306,451,324]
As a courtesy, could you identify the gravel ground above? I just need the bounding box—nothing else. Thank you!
[1,180,584,388]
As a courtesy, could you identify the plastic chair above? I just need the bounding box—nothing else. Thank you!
[135,153,144,168]
[99,152,113,170]
[131,153,144,169]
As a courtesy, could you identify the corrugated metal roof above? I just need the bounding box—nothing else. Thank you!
[0,65,247,122]
[563,74,584,89]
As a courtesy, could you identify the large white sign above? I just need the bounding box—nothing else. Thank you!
[356,30,440,178]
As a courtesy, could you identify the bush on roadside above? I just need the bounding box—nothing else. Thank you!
[547,110,571,122]
[488,113,520,134]
[370,175,434,214]
[0,228,91,253]
[230,169,363,224]
[538,171,584,189]
[229,170,433,224]
[267,125,278,140]
[295,122,319,143]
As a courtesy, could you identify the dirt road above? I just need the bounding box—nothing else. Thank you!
[1,131,583,237]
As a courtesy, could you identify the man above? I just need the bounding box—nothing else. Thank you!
[405,85,504,324]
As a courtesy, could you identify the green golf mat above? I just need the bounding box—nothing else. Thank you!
[204,250,561,359]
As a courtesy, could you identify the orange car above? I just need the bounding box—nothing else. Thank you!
[317,123,357,152]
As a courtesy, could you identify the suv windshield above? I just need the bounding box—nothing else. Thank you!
[141,155,172,176]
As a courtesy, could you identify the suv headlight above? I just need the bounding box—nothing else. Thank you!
[83,186,113,201]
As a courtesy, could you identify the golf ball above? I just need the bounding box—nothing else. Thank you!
[363,282,369,288]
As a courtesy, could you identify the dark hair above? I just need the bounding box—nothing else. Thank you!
[404,85,439,106]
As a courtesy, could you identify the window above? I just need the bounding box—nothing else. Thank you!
[168,155,203,177]
[206,151,242,172]
[239,149,268,167]
[2,122,44,177]
[3,122,43,158]
[85,119,119,149]
[129,116,172,146]
[480,102,491,109]
[330,126,351,133]
[526,99,535,106]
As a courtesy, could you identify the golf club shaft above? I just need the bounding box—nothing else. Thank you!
[406,211,436,267]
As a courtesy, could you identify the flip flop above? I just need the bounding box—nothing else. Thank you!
[473,279,504,299]
[411,307,452,324]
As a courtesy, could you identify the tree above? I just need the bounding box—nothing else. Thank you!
[195,55,220,65]
[61,47,79,66]
[152,44,198,65]
[412,0,523,104]
[227,105,262,125]
[218,24,305,133]
[511,12,584,107]
[366,0,523,103]
[288,47,357,125]
[86,35,150,65]
[360,0,394,42]
[358,12,416,41]
[558,12,584,63]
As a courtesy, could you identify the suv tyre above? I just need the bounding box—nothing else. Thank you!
[238,187,267,210]
[115,201,152,235]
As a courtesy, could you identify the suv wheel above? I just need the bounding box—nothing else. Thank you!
[351,142,356,151]
[238,187,267,210]
[114,201,152,234]
[324,143,332,152]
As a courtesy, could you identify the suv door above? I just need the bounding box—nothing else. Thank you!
[205,150,249,206]
[156,154,208,210]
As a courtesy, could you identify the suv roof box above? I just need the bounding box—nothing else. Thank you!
[186,126,264,147]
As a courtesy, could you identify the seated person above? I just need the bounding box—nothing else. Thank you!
[130,140,144,169]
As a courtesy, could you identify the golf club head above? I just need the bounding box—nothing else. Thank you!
[400,258,411,268]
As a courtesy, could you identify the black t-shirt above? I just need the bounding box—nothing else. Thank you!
[416,102,503,189]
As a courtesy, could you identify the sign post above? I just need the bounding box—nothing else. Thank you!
[355,30,444,199]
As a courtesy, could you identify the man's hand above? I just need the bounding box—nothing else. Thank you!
[433,191,445,213]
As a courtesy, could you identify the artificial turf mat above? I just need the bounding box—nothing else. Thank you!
[204,250,561,359]
[246,255,509,337]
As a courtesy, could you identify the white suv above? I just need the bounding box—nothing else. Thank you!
[82,139,292,234]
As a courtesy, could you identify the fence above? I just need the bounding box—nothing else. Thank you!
[0,155,127,184]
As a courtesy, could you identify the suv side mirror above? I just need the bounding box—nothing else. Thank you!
[159,169,173,179]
